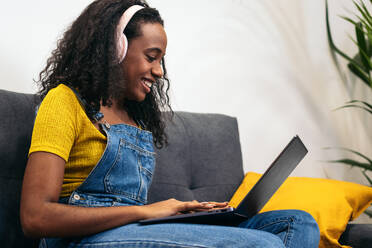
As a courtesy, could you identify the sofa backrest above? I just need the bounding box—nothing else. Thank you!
[0,90,41,247]
[0,90,244,247]
[149,112,244,203]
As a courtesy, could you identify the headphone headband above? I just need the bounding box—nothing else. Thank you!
[116,5,144,63]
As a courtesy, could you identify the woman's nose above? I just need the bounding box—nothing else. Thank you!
[152,62,163,78]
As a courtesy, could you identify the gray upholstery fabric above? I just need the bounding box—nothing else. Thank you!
[0,90,41,247]
[339,224,372,248]
[148,112,245,203]
[0,89,370,248]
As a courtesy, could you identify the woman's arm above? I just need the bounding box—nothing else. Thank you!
[20,152,212,238]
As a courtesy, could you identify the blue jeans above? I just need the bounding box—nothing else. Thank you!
[40,209,319,248]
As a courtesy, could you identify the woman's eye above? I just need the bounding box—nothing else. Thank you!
[147,55,156,62]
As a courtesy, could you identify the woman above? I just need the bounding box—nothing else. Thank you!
[20,0,320,247]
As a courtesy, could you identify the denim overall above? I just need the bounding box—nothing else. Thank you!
[67,122,155,208]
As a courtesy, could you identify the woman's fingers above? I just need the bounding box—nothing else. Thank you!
[177,201,213,213]
[198,202,231,212]
[177,201,231,214]
[206,201,229,207]
[146,199,231,217]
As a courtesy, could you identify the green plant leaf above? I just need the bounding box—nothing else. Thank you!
[365,211,372,218]
[355,22,371,71]
[354,0,372,27]
[341,16,359,27]
[324,147,372,164]
[361,1,372,22]
[364,209,372,218]
[368,32,372,56]
[362,170,372,186]
[326,1,358,63]
[348,62,372,86]
[327,159,372,171]
[327,0,372,88]
[355,15,372,37]
[360,0,372,21]
[326,6,371,84]
[347,99,372,109]
[348,34,372,72]
[348,19,372,44]
[351,2,372,47]
[335,104,372,114]
[353,13,372,33]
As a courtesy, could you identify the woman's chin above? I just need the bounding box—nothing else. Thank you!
[133,96,147,103]
[124,93,147,103]
[136,94,147,102]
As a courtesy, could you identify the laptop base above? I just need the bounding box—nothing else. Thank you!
[139,210,247,226]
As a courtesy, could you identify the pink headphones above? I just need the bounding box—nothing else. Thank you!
[116,5,144,63]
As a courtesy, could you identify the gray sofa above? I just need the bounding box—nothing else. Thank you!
[0,89,371,248]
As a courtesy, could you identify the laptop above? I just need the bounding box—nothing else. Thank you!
[139,135,308,226]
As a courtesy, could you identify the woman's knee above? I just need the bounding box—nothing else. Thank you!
[285,210,320,247]
[291,210,319,229]
[244,209,320,247]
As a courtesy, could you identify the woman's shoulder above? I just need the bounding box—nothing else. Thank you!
[35,83,88,129]
[44,84,78,103]
[40,84,83,112]
[30,84,86,162]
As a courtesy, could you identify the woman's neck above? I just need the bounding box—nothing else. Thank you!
[99,100,137,127]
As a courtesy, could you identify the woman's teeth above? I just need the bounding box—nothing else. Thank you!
[143,80,152,88]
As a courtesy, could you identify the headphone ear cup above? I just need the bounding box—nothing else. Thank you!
[116,5,144,63]
[122,35,128,60]
[117,34,128,63]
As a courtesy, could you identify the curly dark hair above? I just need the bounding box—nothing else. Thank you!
[36,0,172,148]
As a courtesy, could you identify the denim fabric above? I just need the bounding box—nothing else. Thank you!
[41,223,285,248]
[69,123,155,206]
[40,123,319,248]
[239,210,320,248]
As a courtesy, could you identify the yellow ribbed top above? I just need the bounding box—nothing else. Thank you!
[29,84,107,197]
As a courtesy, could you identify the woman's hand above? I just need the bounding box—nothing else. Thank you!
[191,201,230,213]
[141,199,230,219]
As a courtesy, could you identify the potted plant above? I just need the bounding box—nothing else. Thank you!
[325,0,372,217]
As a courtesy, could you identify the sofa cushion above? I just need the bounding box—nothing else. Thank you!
[0,90,41,247]
[339,224,372,247]
[148,112,245,203]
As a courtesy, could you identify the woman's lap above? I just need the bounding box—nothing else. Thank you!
[70,223,284,248]
[41,223,284,248]
[40,210,319,248]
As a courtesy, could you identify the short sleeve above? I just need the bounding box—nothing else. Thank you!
[29,85,79,162]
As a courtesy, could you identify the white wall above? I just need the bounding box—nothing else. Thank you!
[1,0,371,185]
[0,0,93,93]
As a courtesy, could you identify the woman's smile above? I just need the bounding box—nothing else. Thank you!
[142,78,154,93]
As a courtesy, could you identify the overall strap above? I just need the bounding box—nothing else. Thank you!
[64,84,104,122]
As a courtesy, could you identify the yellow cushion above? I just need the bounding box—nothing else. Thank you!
[229,172,372,248]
